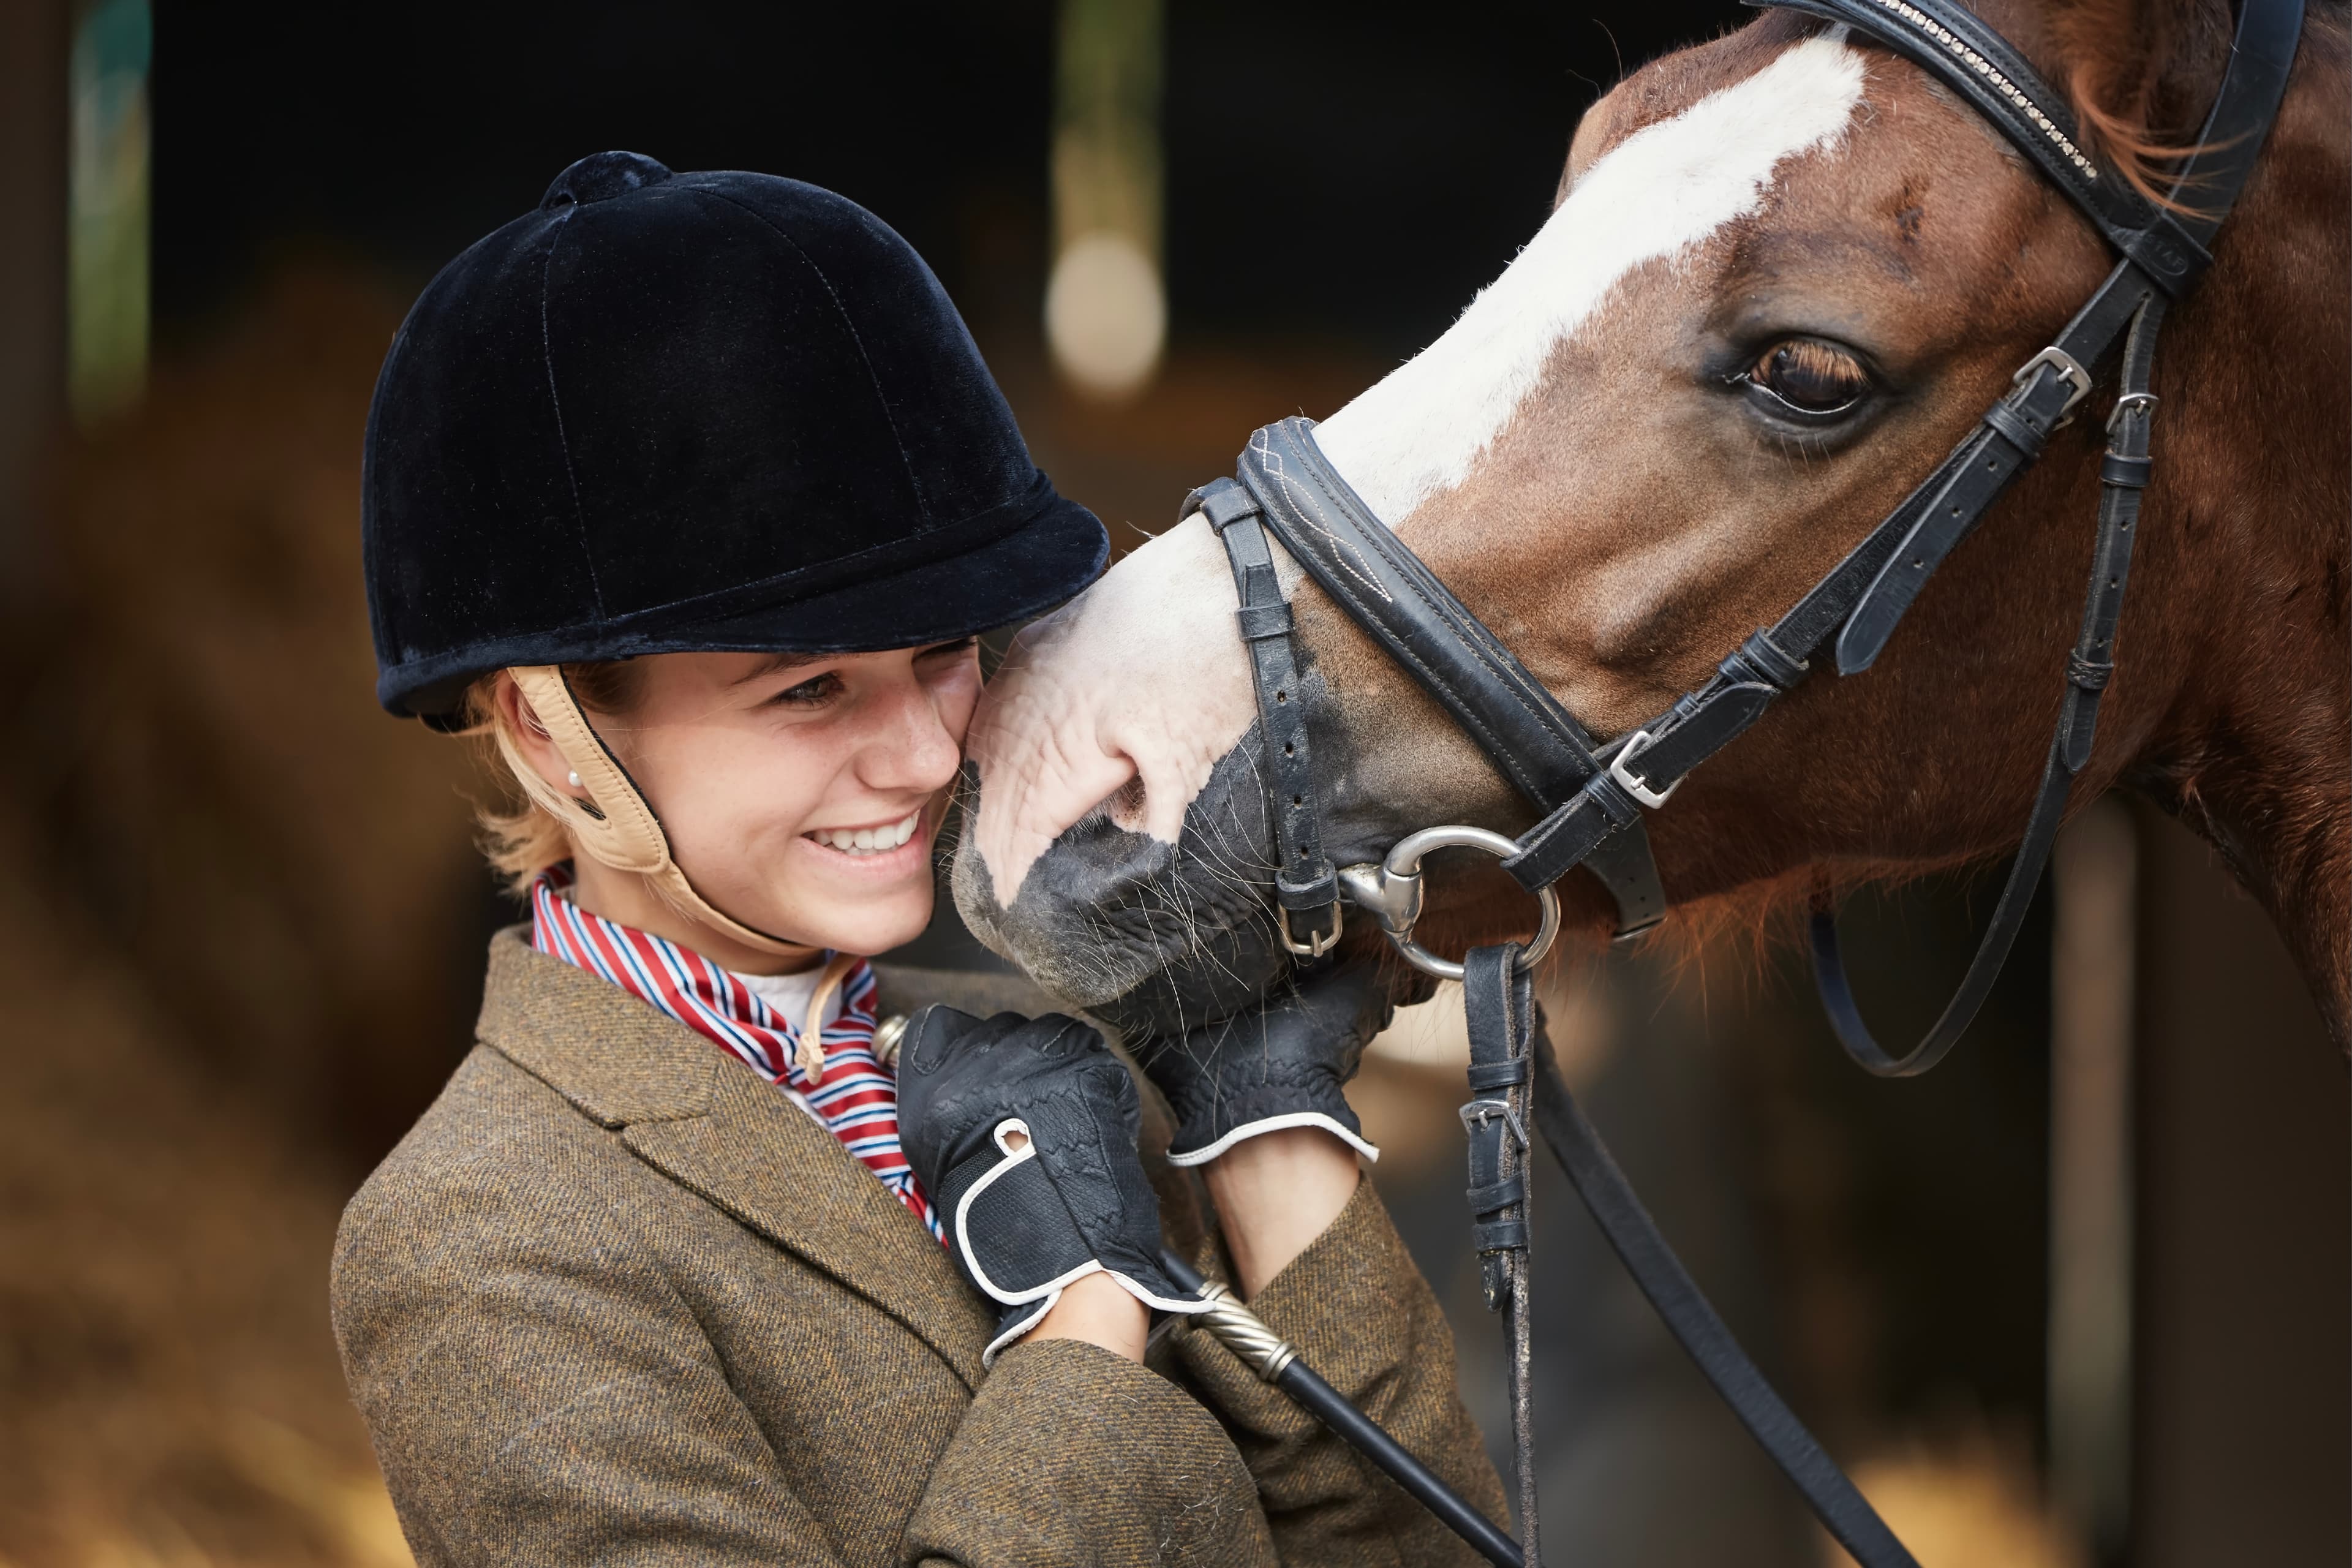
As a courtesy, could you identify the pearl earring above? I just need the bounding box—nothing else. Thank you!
[567,771,582,789]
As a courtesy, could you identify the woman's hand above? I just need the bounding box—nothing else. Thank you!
[1136,960,1395,1167]
[1136,960,1400,1296]
[993,1126,1150,1359]
[897,1008,1204,1363]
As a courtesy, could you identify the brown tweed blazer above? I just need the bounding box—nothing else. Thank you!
[332,930,1505,1566]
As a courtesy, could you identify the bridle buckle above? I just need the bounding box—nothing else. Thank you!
[1458,1098,1529,1148]
[1607,729,1683,810]
[2012,345,2094,422]
[1277,900,1344,959]
[2105,390,2159,434]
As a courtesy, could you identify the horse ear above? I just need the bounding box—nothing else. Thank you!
[2043,0,2211,209]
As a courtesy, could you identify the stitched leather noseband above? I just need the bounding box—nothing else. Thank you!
[1177,1,2303,1564]
[1189,424,1669,959]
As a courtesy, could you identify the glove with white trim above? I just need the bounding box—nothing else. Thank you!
[1136,959,1396,1168]
[897,1006,1204,1363]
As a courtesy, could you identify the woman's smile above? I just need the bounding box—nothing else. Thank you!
[797,805,932,874]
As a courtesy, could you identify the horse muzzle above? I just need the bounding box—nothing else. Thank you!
[949,744,1295,1039]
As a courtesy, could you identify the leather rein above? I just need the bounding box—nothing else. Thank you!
[1177,1,2304,1562]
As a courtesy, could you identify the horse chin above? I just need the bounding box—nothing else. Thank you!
[950,742,1291,1040]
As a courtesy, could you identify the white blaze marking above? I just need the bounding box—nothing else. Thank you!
[1315,36,1866,524]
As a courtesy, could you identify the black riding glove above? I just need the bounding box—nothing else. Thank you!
[1136,960,1397,1167]
[897,1006,1205,1363]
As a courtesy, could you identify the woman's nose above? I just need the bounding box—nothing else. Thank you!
[861,674,965,793]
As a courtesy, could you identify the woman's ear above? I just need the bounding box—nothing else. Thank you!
[492,670,578,799]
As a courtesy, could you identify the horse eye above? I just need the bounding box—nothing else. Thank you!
[1744,339,1871,417]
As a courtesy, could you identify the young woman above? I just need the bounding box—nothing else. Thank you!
[336,150,1502,1566]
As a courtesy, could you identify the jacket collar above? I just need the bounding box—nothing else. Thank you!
[477,927,992,1390]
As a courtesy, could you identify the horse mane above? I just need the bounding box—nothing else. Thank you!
[2048,0,2233,213]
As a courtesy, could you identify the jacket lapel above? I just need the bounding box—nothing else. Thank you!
[478,930,992,1391]
[623,1077,993,1391]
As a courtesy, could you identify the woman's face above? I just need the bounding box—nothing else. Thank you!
[582,638,981,959]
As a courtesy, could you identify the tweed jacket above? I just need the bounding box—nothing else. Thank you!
[332,930,1506,1566]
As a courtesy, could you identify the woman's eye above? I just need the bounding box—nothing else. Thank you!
[1740,339,1871,418]
[773,672,843,706]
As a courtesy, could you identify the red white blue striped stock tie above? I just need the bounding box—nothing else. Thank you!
[529,869,942,1242]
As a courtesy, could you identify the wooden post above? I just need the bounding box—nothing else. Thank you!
[2049,798,2138,1556]
[2132,804,2349,1565]
[0,0,69,602]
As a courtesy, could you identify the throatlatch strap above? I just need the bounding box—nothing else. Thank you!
[1528,1024,1923,1568]
[1808,295,2169,1074]
[1462,946,1540,1568]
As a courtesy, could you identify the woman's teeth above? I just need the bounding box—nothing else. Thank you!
[808,811,921,857]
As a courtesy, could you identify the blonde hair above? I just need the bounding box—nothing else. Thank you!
[459,662,646,895]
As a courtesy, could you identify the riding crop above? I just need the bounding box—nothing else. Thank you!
[1157,1247,1528,1567]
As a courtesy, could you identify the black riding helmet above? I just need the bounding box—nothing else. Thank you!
[363,150,1108,728]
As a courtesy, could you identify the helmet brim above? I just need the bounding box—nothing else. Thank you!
[388,490,1109,728]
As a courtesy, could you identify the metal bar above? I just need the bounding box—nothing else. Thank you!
[1158,1248,1525,1567]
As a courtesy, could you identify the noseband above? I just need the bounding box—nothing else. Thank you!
[1186,432,1668,961]
[1177,0,2303,1562]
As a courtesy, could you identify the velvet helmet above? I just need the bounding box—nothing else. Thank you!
[363,151,1107,960]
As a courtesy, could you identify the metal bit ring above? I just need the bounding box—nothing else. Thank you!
[1336,824,1561,981]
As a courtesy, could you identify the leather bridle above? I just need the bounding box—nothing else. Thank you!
[1176,0,2305,1562]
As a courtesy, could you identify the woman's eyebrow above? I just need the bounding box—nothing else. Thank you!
[729,651,828,687]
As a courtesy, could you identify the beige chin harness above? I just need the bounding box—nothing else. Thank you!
[502,663,858,1082]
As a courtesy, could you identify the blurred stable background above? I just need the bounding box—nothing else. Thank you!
[0,2,2342,1566]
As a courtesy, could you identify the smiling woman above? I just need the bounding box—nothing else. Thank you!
[336,147,1505,1568]
[462,638,979,970]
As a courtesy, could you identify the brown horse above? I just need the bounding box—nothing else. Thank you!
[952,0,2350,1049]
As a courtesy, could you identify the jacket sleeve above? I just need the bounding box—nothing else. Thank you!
[333,1167,1274,1568]
[1169,1178,1510,1567]
[903,1338,1272,1567]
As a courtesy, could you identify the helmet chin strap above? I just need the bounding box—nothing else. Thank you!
[503,665,857,1083]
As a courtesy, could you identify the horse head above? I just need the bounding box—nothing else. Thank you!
[955,0,2350,1042]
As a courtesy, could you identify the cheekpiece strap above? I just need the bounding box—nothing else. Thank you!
[1189,478,1340,947]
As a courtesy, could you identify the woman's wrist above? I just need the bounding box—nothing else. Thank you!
[1027,1270,1150,1361]
[1200,1126,1362,1299]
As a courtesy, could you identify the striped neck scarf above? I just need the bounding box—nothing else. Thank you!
[529,869,941,1241]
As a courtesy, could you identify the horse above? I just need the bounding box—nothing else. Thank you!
[951,0,2350,1052]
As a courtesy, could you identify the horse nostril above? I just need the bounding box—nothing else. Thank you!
[1109,775,1148,831]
